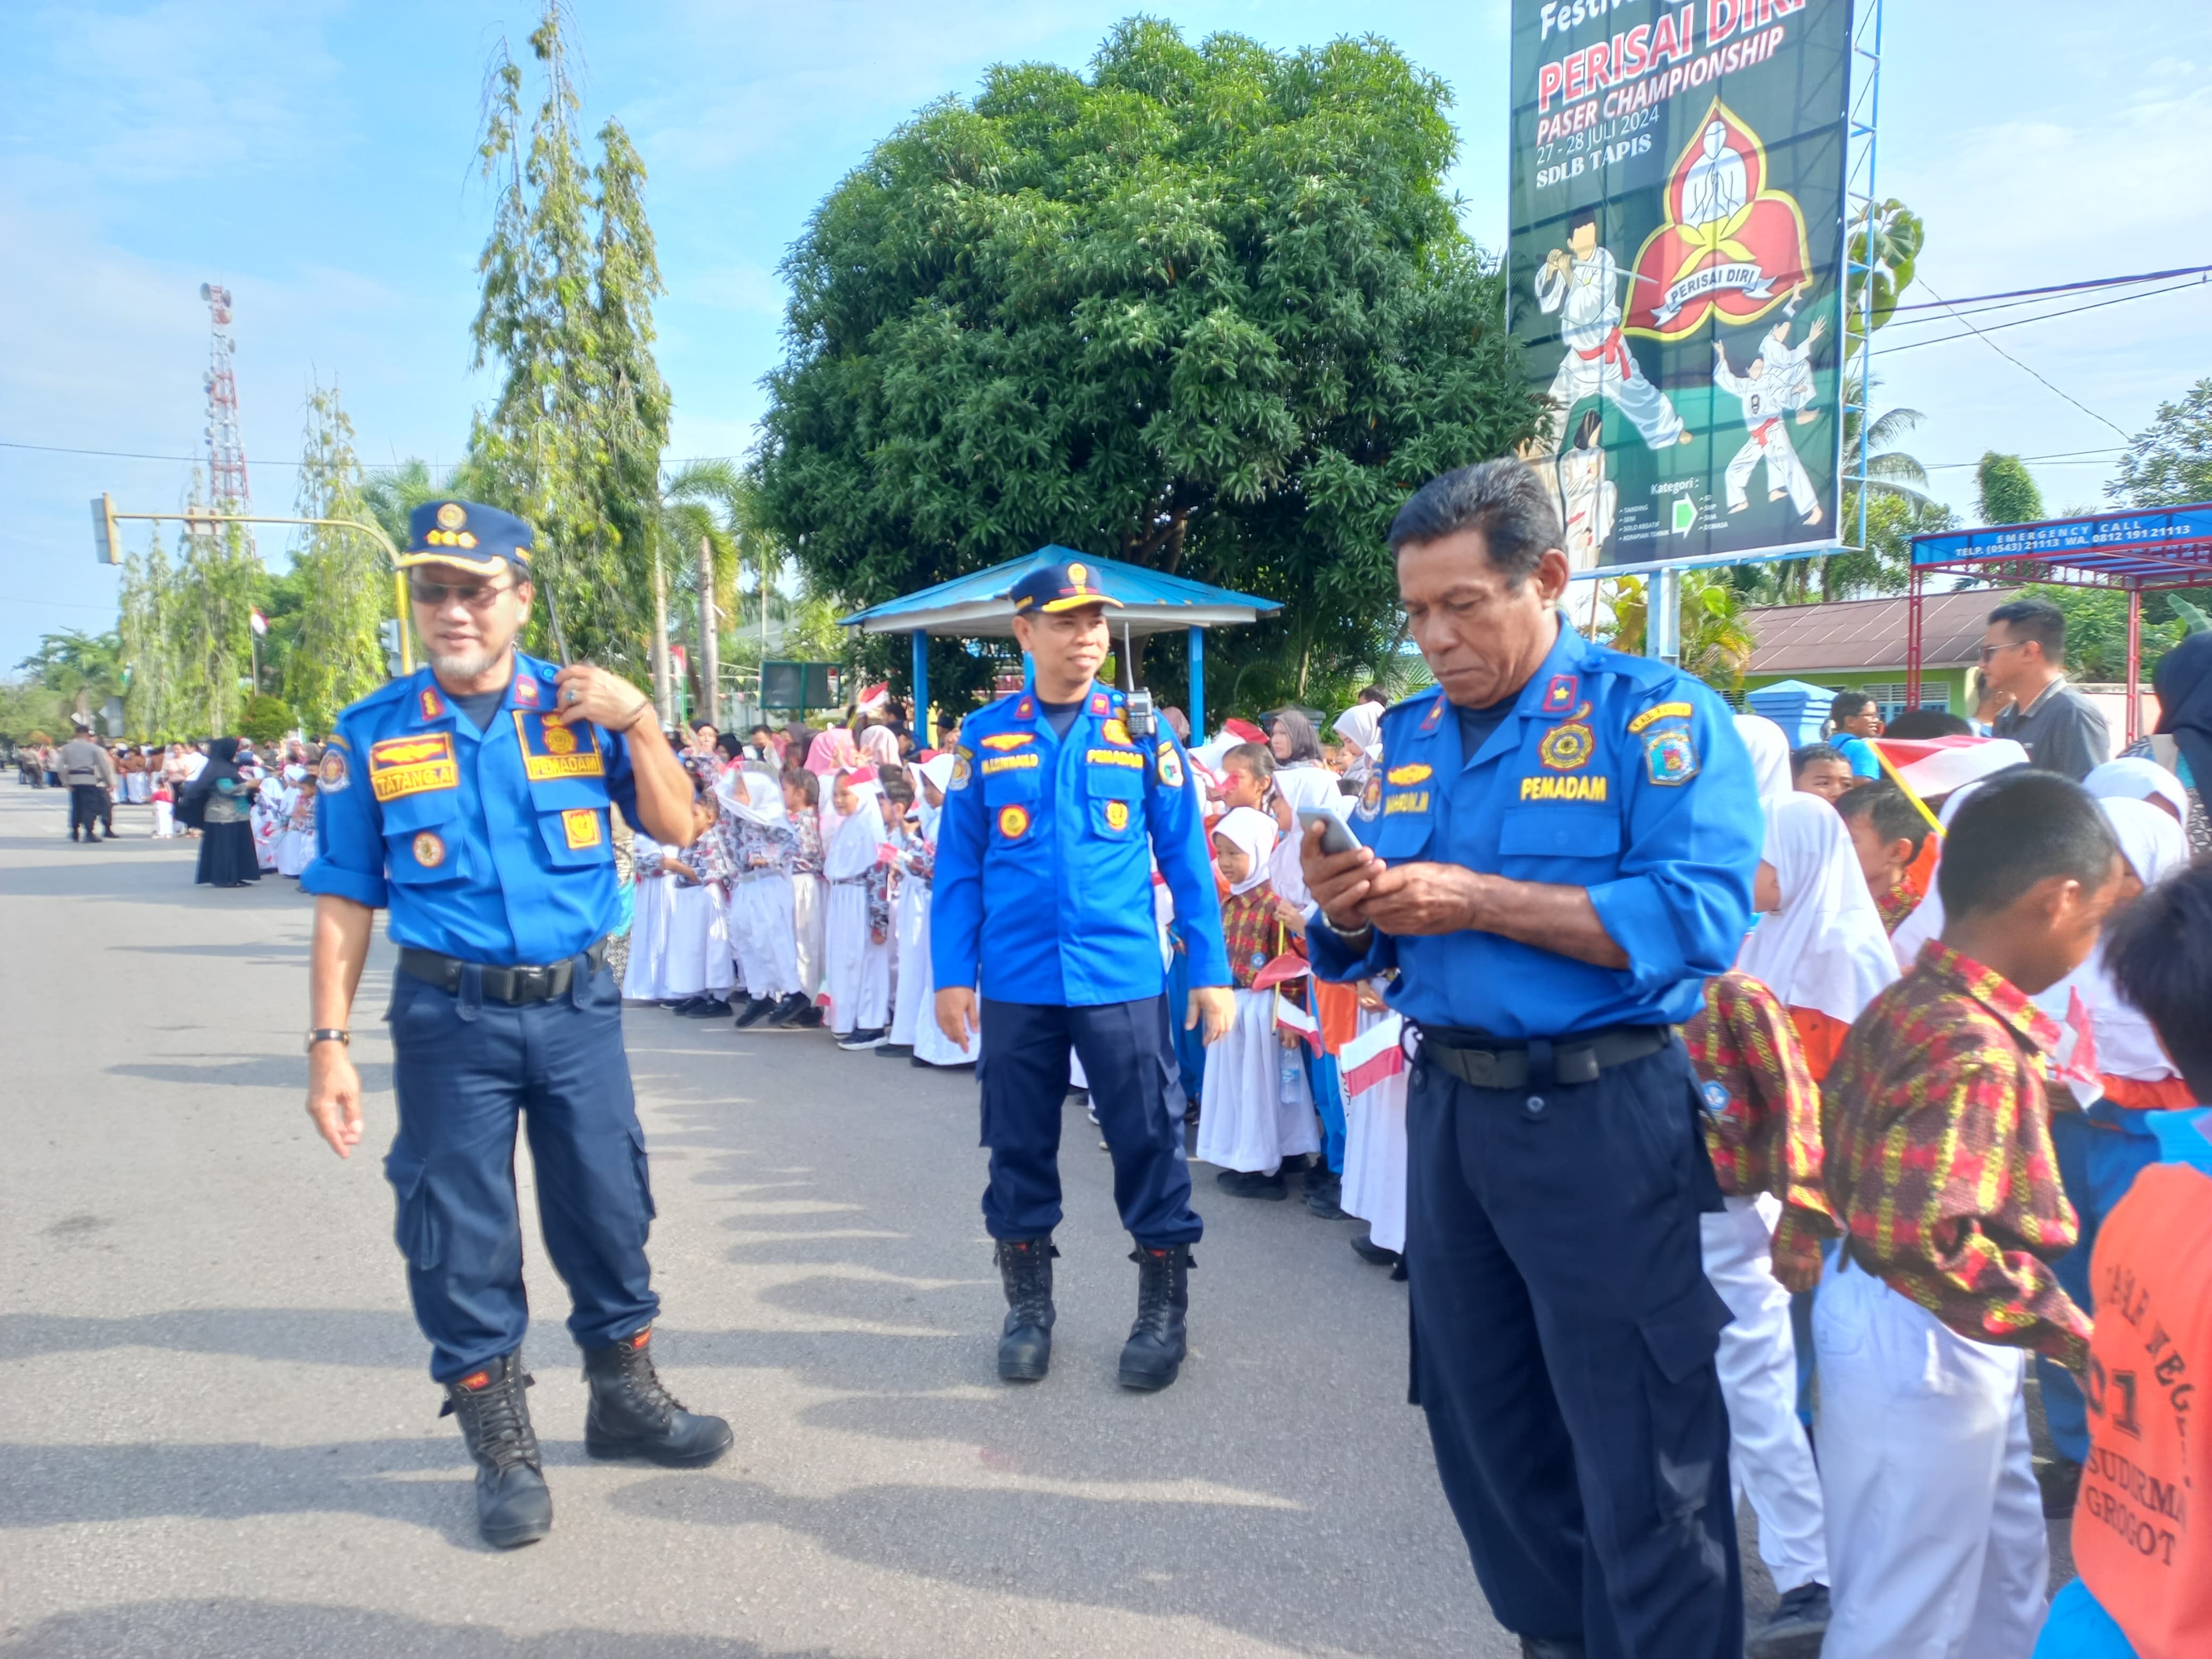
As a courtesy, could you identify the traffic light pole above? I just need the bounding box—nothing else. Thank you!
[92,498,412,674]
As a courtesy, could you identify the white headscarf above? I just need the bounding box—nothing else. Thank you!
[1733,714,1794,806]
[1212,806,1279,896]
[1268,765,1346,907]
[1331,703,1383,783]
[715,765,787,828]
[859,723,901,773]
[825,772,885,881]
[2034,797,2192,1091]
[915,752,958,839]
[1887,781,1987,971]
[1736,794,1899,1025]
[2082,757,2191,831]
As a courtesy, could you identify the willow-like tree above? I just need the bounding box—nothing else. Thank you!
[174,470,261,735]
[754,18,1540,711]
[470,2,670,675]
[118,522,186,738]
[285,381,391,730]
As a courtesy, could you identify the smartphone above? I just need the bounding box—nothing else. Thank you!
[1296,806,1359,857]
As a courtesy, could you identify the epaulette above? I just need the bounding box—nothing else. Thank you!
[342,675,415,718]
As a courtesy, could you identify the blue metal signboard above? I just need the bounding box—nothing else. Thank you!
[1912,505,2212,566]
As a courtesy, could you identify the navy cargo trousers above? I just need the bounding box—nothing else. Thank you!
[383,961,659,1382]
[1405,1035,1742,1659]
[977,993,1201,1249]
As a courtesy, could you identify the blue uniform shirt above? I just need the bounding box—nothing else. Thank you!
[932,680,1230,1006]
[1308,623,1759,1036]
[302,652,637,966]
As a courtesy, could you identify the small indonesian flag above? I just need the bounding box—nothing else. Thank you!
[1251,951,1311,992]
[249,608,268,637]
[857,682,890,714]
[2055,985,2104,1109]
[1339,1013,1407,1095]
[1867,734,2030,801]
[1272,988,1321,1052]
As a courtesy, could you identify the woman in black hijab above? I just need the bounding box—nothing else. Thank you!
[2141,630,2212,856]
[183,737,263,887]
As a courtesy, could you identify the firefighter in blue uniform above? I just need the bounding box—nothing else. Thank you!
[932,560,1235,1392]
[301,501,731,1551]
[1301,462,1767,1659]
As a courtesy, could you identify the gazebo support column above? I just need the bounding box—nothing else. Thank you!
[911,630,930,747]
[2126,586,2142,744]
[1188,626,1205,741]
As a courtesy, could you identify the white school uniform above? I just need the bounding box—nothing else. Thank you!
[1814,1256,2048,1659]
[889,754,975,1065]
[823,779,891,1034]
[715,769,802,1003]
[622,834,676,1001]
[1700,1194,1827,1595]
[1339,1002,1408,1254]
[275,795,315,877]
[661,865,733,1000]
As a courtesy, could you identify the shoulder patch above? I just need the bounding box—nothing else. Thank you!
[1155,742,1185,790]
[949,746,973,790]
[1644,726,1700,786]
[316,748,350,792]
[1627,700,1695,735]
[1355,772,1384,820]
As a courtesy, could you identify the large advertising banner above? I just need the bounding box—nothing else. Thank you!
[1510,0,1854,570]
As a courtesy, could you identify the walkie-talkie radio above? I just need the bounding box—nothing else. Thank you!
[1124,687,1156,742]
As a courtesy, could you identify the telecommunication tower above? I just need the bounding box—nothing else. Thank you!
[199,282,253,521]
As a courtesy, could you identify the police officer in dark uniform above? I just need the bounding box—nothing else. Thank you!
[302,501,731,1549]
[1301,461,1761,1658]
[932,560,1234,1391]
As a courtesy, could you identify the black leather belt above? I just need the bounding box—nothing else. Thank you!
[1415,1023,1671,1091]
[399,939,609,1004]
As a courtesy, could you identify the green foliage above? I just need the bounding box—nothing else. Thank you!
[1975,451,2045,525]
[1596,572,1755,696]
[2109,378,2212,508]
[0,678,68,745]
[285,382,393,731]
[118,524,187,738]
[469,2,671,678]
[237,692,297,747]
[2016,582,2202,682]
[174,488,262,734]
[1843,199,1923,353]
[16,629,125,726]
[754,18,1541,715]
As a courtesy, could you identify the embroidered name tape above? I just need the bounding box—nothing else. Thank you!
[1087,748,1144,769]
[1384,791,1429,816]
[1520,774,1610,802]
[513,713,605,781]
[1628,701,1695,735]
[368,733,459,802]
[981,752,1040,776]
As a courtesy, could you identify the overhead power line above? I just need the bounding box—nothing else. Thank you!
[1884,263,2212,314]
[1877,277,2208,355]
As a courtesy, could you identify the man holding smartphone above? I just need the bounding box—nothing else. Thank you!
[1300,460,1764,1659]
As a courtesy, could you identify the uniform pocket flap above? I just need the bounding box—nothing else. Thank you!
[1085,759,1144,800]
[1638,1277,1734,1384]
[378,787,463,834]
[1497,803,1623,858]
[386,825,468,885]
[1372,812,1433,862]
[526,775,612,814]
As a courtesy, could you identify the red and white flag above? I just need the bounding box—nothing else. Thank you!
[1272,989,1321,1053]
[1867,734,2029,800]
[1339,1013,1407,1095]
[1251,951,1310,992]
[249,608,268,637]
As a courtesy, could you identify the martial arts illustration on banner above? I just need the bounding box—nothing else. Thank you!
[1510,0,1854,569]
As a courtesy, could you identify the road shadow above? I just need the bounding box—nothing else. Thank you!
[106,1057,391,1093]
[0,1601,837,1657]
[0,1308,422,1368]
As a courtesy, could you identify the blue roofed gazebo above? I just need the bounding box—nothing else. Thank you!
[840,546,1280,735]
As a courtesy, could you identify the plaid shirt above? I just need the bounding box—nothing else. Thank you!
[1821,941,2090,1370]
[1220,886,1282,990]
[1686,971,1832,1285]
[1873,872,1919,934]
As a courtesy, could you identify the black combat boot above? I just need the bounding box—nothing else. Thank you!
[1118,1243,1194,1392]
[441,1351,552,1548]
[994,1237,1058,1382]
[580,1328,734,1467]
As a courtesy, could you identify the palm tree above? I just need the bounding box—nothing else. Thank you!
[1600,572,1756,696]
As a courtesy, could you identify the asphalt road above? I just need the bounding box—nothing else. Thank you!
[0,780,2063,1656]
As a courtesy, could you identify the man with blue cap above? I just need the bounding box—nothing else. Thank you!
[933,558,1234,1392]
[300,500,731,1549]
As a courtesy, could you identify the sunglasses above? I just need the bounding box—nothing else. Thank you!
[409,577,516,610]
[1977,640,2030,664]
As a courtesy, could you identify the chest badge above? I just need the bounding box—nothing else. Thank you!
[997,804,1031,841]
[981,731,1034,751]
[367,733,459,802]
[1102,717,1133,748]
[412,831,446,869]
[1541,673,1579,715]
[1104,799,1130,831]
[1539,721,1594,772]
[562,808,601,849]
[1385,762,1431,786]
[513,712,605,781]
[543,722,578,756]
[1644,726,1700,785]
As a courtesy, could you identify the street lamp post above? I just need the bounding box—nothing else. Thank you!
[91,496,413,674]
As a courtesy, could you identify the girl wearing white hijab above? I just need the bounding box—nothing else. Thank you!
[1330,702,1384,785]
[824,770,894,1045]
[1194,808,1319,1190]
[887,752,977,1067]
[1699,793,1896,1627]
[716,766,809,1028]
[2081,756,2191,832]
[2029,791,2192,1480]
[622,824,678,1002]
[1738,793,1900,1075]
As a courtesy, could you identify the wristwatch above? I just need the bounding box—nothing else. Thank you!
[305,1028,351,1053]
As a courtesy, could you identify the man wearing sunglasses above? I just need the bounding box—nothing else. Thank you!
[300,499,730,1550]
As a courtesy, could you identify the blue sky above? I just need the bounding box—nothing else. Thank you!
[5,1,2209,671]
